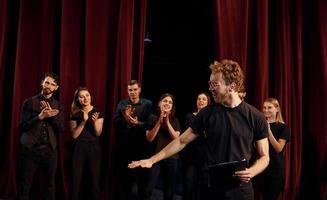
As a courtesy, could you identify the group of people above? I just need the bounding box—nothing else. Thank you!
[16,59,290,200]
[17,73,104,200]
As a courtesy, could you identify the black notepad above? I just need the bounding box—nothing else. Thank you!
[208,159,247,188]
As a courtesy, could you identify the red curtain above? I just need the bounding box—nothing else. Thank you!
[302,0,327,199]
[0,0,147,199]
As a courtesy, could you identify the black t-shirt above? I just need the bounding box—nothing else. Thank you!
[70,108,104,141]
[190,101,268,165]
[263,122,290,176]
[146,114,181,159]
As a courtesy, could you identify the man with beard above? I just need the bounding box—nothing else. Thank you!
[128,60,269,200]
[17,72,64,200]
[114,80,153,200]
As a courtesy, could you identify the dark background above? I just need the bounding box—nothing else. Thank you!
[143,0,214,121]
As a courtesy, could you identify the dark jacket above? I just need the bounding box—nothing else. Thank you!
[19,94,64,149]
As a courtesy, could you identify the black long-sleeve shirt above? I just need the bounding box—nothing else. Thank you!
[19,94,64,149]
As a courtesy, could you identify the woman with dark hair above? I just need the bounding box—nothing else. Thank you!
[260,97,290,200]
[144,93,181,200]
[182,92,211,200]
[70,87,104,200]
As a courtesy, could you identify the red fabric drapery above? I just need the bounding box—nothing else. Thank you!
[0,0,147,199]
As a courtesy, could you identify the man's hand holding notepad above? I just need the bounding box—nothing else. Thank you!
[208,159,247,188]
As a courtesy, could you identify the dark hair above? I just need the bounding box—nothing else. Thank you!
[71,87,89,114]
[44,72,59,84]
[157,93,176,117]
[194,92,211,112]
[128,80,141,87]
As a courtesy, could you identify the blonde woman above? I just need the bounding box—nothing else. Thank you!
[261,98,290,200]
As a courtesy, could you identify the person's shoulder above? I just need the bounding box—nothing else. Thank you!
[141,98,152,105]
[23,95,34,102]
[28,94,42,101]
[195,104,216,119]
[241,102,261,114]
[117,98,129,105]
[185,112,195,118]
[23,94,40,105]
[241,101,266,120]
[275,122,289,129]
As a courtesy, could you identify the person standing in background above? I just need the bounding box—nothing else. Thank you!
[17,72,64,200]
[70,87,104,200]
[114,80,153,200]
[144,93,181,200]
[181,92,211,200]
[259,97,290,200]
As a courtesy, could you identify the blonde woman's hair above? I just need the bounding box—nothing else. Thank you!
[264,97,285,123]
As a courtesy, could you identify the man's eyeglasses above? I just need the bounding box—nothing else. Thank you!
[208,81,219,88]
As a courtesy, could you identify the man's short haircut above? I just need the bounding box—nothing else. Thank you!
[128,80,141,87]
[209,59,245,93]
[44,72,59,84]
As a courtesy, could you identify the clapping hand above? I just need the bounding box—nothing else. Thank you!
[124,105,139,126]
[39,101,59,120]
[91,112,100,123]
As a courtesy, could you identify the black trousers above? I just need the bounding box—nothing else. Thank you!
[72,140,101,200]
[261,174,283,200]
[144,158,178,200]
[182,163,201,200]
[116,163,150,200]
[199,182,254,200]
[17,145,57,200]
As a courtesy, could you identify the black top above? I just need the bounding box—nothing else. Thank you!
[114,98,153,160]
[146,114,181,159]
[263,122,290,176]
[20,94,64,149]
[70,108,104,141]
[190,101,268,165]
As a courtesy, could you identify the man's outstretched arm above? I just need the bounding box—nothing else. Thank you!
[128,127,198,168]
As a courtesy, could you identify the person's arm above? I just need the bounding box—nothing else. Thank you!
[70,120,85,139]
[267,124,287,153]
[165,116,180,140]
[146,117,162,142]
[70,111,88,139]
[129,127,198,168]
[91,112,104,136]
[235,138,269,183]
[20,99,40,132]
